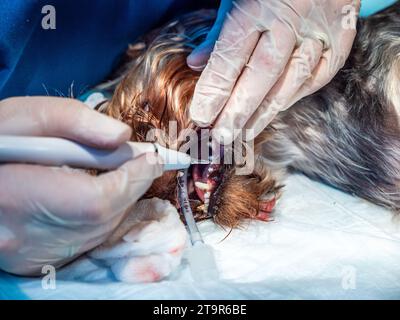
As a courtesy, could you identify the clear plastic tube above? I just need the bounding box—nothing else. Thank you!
[177,169,219,282]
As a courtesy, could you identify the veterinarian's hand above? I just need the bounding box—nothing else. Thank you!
[0,97,163,276]
[188,0,360,142]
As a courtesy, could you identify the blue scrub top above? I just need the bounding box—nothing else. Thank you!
[0,0,214,99]
[0,0,397,99]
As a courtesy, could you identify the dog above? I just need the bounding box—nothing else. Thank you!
[96,3,400,229]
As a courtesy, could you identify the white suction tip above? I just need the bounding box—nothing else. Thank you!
[155,144,192,171]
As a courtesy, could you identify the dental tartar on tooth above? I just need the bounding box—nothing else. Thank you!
[194,181,210,190]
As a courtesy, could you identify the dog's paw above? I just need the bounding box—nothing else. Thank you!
[88,198,187,283]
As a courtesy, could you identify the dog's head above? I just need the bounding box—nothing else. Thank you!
[100,10,280,228]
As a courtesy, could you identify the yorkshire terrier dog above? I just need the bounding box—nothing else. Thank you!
[97,3,400,228]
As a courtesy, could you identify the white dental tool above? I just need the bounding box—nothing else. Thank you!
[0,135,192,171]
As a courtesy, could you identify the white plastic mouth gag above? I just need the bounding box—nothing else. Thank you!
[0,135,192,172]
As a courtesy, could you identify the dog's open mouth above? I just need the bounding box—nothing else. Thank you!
[190,162,225,217]
[176,136,224,220]
[178,140,277,223]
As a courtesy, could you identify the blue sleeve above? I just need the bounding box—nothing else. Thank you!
[0,0,179,99]
[360,0,398,17]
[0,1,41,97]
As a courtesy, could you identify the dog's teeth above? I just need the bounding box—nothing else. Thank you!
[198,202,209,214]
[195,181,209,190]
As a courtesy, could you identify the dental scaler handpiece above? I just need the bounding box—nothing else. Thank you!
[0,136,192,171]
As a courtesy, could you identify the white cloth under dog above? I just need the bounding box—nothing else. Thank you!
[56,198,187,283]
[1,173,399,299]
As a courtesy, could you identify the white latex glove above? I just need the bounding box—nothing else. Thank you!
[188,0,360,142]
[0,97,163,276]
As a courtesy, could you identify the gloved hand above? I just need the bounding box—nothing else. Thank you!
[0,97,163,276]
[188,0,360,142]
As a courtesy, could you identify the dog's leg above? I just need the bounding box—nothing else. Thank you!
[262,4,400,211]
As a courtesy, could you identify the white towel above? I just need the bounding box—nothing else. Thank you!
[58,198,188,283]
